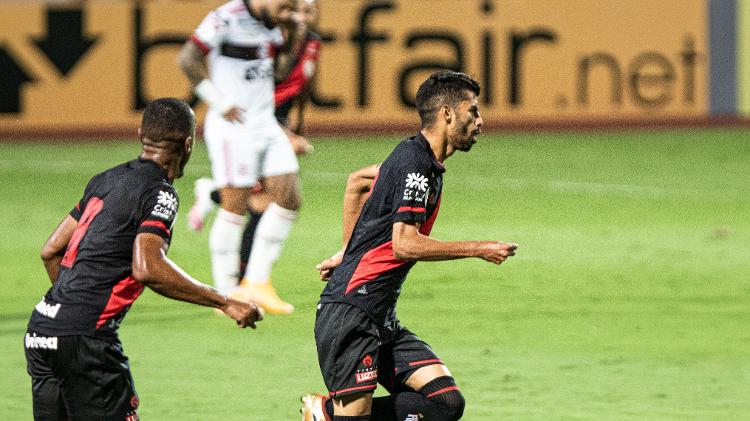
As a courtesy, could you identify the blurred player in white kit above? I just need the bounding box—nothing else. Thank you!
[178,0,299,314]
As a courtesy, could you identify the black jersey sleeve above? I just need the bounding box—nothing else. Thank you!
[69,201,83,221]
[391,159,432,225]
[69,174,99,221]
[136,183,178,243]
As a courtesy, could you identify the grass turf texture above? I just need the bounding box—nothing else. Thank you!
[0,129,748,420]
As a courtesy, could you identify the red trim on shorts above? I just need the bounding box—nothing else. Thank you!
[425,386,460,398]
[140,220,171,236]
[345,241,407,295]
[407,358,443,367]
[397,206,426,213]
[329,384,377,396]
[191,34,211,54]
[96,276,145,328]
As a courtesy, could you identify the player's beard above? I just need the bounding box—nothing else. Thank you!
[453,118,479,152]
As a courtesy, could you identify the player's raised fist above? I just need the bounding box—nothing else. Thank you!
[223,297,264,329]
[476,241,518,265]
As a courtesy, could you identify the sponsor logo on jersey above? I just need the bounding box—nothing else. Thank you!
[404,414,422,421]
[151,190,177,220]
[357,285,368,295]
[405,173,428,192]
[35,297,61,319]
[355,369,377,383]
[362,354,373,367]
[25,333,58,350]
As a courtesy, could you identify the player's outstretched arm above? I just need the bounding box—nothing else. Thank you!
[40,215,78,283]
[392,222,518,264]
[132,233,263,328]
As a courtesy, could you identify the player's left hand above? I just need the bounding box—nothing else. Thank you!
[223,297,264,329]
[290,133,314,156]
[316,249,344,281]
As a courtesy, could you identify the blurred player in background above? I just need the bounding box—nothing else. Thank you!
[178,0,301,315]
[24,98,262,421]
[187,0,321,297]
[301,71,518,421]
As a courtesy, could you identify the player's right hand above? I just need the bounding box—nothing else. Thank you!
[222,106,246,124]
[223,297,264,329]
[316,248,344,281]
[476,242,518,265]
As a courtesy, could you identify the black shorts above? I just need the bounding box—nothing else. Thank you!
[24,330,139,421]
[314,303,443,398]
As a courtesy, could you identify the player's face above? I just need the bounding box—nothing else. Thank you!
[267,0,296,24]
[448,92,483,152]
[297,0,319,27]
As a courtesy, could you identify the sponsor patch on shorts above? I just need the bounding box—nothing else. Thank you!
[355,369,377,383]
[25,333,58,350]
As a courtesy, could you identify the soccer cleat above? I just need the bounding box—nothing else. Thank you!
[300,393,326,421]
[232,280,294,314]
[187,178,216,232]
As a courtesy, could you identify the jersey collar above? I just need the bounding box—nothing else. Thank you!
[415,133,446,173]
[137,157,170,182]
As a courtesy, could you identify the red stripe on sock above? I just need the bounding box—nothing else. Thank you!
[425,386,460,398]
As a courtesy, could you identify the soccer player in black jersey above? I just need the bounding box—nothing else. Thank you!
[301,71,518,421]
[24,98,263,421]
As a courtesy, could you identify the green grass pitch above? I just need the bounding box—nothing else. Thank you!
[0,129,748,420]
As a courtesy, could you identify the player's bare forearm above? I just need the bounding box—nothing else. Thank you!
[276,24,307,80]
[342,164,381,245]
[132,233,226,309]
[177,41,209,86]
[41,215,77,283]
[392,222,518,264]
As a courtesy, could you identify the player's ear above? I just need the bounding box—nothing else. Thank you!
[184,136,193,155]
[440,105,452,125]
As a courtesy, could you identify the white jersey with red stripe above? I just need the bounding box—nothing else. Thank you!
[192,0,284,129]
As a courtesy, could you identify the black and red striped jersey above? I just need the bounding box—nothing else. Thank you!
[28,158,177,340]
[320,134,444,332]
[274,31,321,127]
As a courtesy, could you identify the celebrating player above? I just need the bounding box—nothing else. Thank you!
[301,71,518,421]
[186,0,322,289]
[24,98,263,420]
[178,0,301,314]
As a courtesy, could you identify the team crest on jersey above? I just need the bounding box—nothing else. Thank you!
[152,191,177,220]
[405,173,428,192]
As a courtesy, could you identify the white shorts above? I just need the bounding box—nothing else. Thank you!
[204,116,299,188]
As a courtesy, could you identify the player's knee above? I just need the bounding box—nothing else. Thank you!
[420,376,465,421]
[441,389,465,420]
[276,189,302,211]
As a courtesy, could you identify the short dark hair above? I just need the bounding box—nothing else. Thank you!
[415,71,480,128]
[141,98,195,143]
